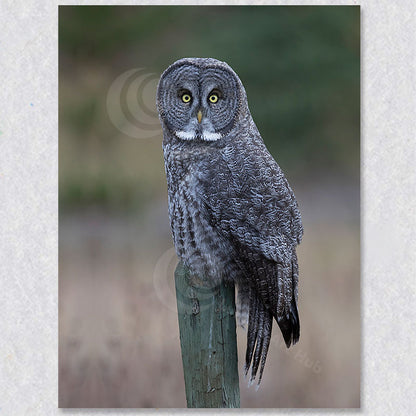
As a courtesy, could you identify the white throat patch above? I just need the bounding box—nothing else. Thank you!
[202,131,222,141]
[175,131,196,140]
[175,130,222,142]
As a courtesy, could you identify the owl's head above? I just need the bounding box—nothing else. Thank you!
[157,58,247,142]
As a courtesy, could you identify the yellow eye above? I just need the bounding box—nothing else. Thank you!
[208,93,219,103]
[181,93,191,103]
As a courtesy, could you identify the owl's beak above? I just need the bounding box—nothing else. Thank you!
[197,110,203,123]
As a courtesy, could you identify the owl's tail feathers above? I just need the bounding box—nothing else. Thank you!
[277,297,300,348]
[244,294,273,386]
[236,284,250,329]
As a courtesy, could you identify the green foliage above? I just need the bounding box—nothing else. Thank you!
[59,6,359,209]
[60,178,150,211]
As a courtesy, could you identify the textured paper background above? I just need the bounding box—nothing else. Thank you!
[0,0,415,414]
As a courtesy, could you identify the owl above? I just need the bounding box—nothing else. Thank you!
[157,57,303,385]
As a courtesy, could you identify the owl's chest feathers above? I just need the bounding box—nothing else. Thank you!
[163,141,219,193]
[164,143,232,279]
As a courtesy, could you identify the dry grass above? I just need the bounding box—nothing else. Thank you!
[59,182,360,408]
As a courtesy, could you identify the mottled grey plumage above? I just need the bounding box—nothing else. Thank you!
[157,57,303,384]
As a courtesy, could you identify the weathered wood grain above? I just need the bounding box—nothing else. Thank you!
[175,261,240,408]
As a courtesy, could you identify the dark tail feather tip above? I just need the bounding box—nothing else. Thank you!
[278,301,300,348]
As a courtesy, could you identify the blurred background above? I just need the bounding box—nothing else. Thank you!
[59,6,360,408]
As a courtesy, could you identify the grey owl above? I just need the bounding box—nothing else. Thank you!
[157,57,303,384]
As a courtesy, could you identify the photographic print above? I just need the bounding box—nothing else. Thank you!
[59,5,360,408]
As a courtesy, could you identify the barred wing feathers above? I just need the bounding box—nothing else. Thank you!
[196,139,303,384]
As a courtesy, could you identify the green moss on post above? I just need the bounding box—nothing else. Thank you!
[175,261,240,408]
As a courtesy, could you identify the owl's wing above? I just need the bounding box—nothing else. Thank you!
[196,138,302,274]
[195,139,302,382]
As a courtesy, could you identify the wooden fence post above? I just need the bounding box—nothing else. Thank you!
[175,261,240,408]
